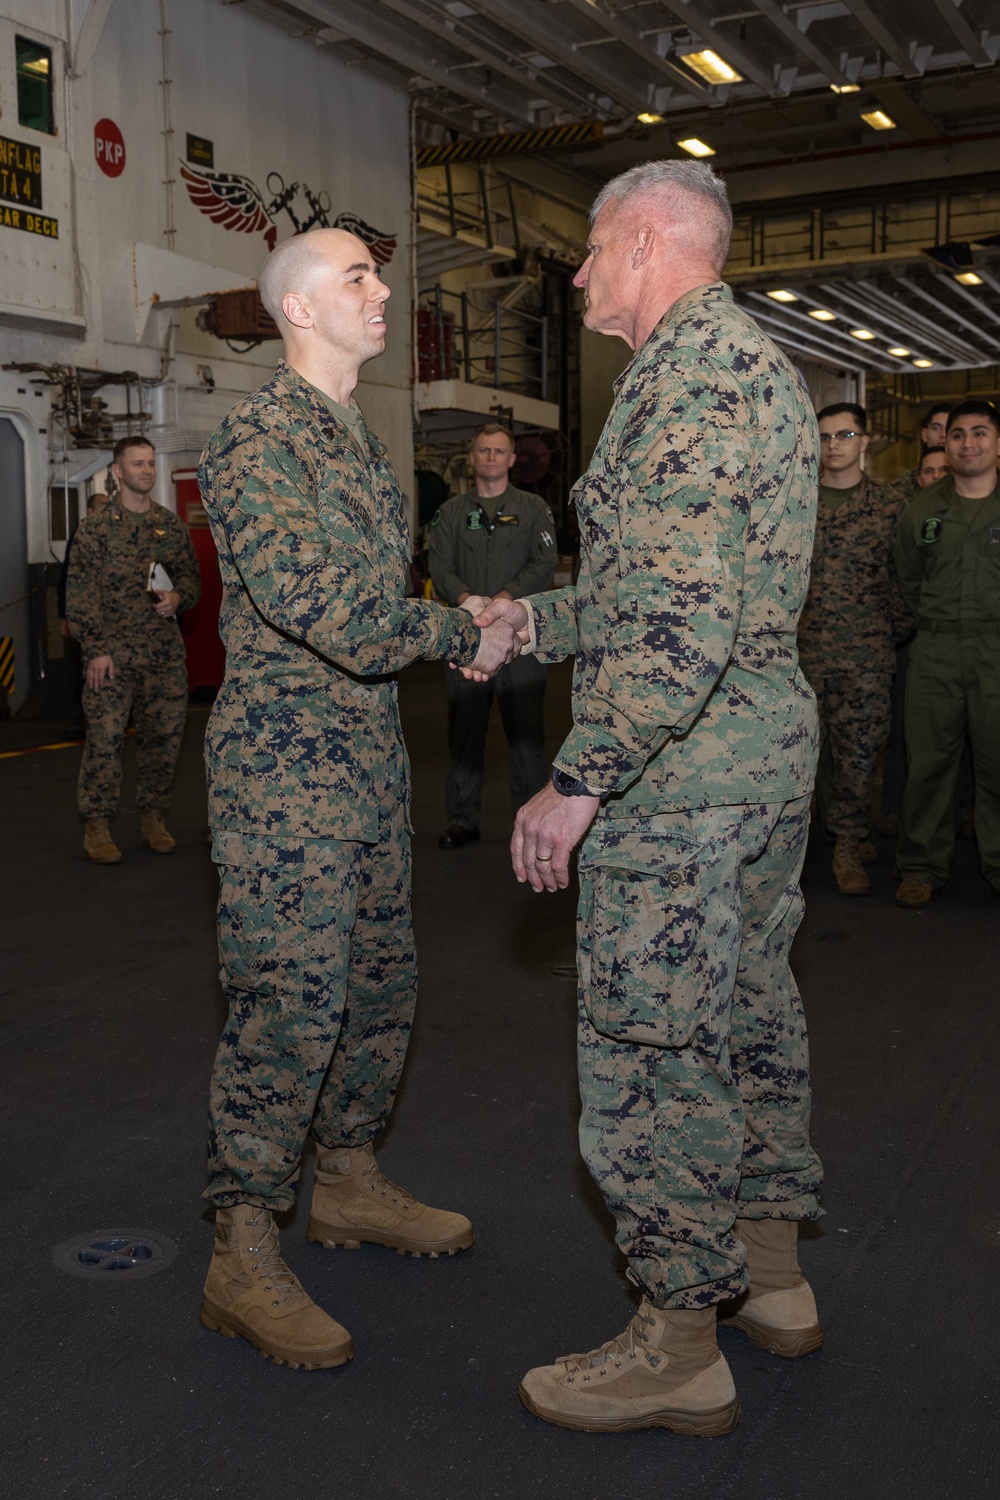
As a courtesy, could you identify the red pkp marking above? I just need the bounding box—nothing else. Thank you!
[94,118,126,178]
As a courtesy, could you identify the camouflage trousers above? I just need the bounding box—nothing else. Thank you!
[577,797,822,1310]
[205,794,416,1210]
[77,658,188,818]
[808,669,892,839]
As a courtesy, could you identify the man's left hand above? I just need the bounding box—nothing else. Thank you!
[153,589,181,618]
[512,783,600,893]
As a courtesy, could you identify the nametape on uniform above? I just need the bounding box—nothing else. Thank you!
[148,561,174,592]
[920,517,942,544]
[991,527,1000,545]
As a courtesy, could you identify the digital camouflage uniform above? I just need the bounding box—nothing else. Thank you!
[895,475,1000,892]
[797,475,910,839]
[198,361,482,1210]
[66,499,200,818]
[429,483,557,827]
[525,282,823,1310]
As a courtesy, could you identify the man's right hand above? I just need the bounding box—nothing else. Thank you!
[464,619,520,681]
[473,597,531,644]
[86,654,114,691]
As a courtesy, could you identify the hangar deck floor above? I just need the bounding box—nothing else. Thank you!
[2,659,997,1500]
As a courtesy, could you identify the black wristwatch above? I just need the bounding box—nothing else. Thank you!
[552,767,601,798]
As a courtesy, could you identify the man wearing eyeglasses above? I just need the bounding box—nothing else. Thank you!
[797,403,910,895]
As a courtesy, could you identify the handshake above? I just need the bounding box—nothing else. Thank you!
[454,595,532,682]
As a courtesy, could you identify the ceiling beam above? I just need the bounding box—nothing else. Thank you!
[560,0,708,97]
[867,81,944,137]
[926,0,994,67]
[379,0,600,118]
[893,274,1000,355]
[293,0,538,123]
[657,1,779,95]
[745,291,901,367]
[751,0,854,89]
[464,0,652,114]
[823,281,975,362]
[838,0,922,77]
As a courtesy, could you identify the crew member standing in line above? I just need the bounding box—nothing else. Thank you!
[880,445,949,835]
[894,400,1000,907]
[429,423,557,849]
[474,159,823,1437]
[66,440,200,864]
[797,404,909,894]
[197,227,519,1372]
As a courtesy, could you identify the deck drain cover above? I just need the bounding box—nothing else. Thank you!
[549,964,578,980]
[53,1228,178,1281]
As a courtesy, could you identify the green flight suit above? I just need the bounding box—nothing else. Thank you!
[429,484,557,828]
[895,476,1000,891]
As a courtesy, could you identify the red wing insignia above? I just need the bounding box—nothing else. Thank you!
[180,162,270,235]
[332,212,397,266]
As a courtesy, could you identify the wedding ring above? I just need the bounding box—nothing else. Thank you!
[536,854,553,862]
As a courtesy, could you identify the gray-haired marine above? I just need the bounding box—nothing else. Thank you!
[474,159,823,1435]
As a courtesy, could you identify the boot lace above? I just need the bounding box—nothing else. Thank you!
[359,1154,415,1212]
[560,1305,660,1384]
[244,1209,304,1306]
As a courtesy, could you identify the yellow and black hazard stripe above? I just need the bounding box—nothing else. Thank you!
[0,636,14,701]
[417,120,604,168]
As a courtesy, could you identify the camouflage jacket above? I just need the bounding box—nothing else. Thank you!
[797,474,911,677]
[66,500,200,669]
[428,484,557,605]
[199,360,481,842]
[895,475,1000,624]
[527,282,819,811]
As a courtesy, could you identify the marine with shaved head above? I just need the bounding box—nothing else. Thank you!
[196,227,520,1370]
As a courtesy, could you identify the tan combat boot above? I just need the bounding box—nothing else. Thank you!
[858,840,877,864]
[141,810,176,854]
[832,837,870,895]
[307,1142,474,1258]
[83,817,122,865]
[518,1300,739,1435]
[718,1218,823,1358]
[896,876,934,908]
[200,1204,354,1369]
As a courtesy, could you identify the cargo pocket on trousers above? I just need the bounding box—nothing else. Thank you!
[585,862,704,1049]
[217,864,306,1062]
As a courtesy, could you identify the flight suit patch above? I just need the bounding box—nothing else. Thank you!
[920,517,942,544]
[467,511,483,530]
[990,527,1000,545]
[496,514,519,526]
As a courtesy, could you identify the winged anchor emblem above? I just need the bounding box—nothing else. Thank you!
[179,160,396,263]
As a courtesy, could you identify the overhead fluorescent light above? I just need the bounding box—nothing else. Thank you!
[636,112,664,125]
[808,309,836,321]
[955,271,983,286]
[680,50,743,86]
[887,346,911,357]
[851,328,876,340]
[830,83,860,94]
[861,110,896,131]
[767,289,798,303]
[677,137,715,158]
[913,358,934,368]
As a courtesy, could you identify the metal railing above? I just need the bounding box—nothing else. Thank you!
[418,284,549,400]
